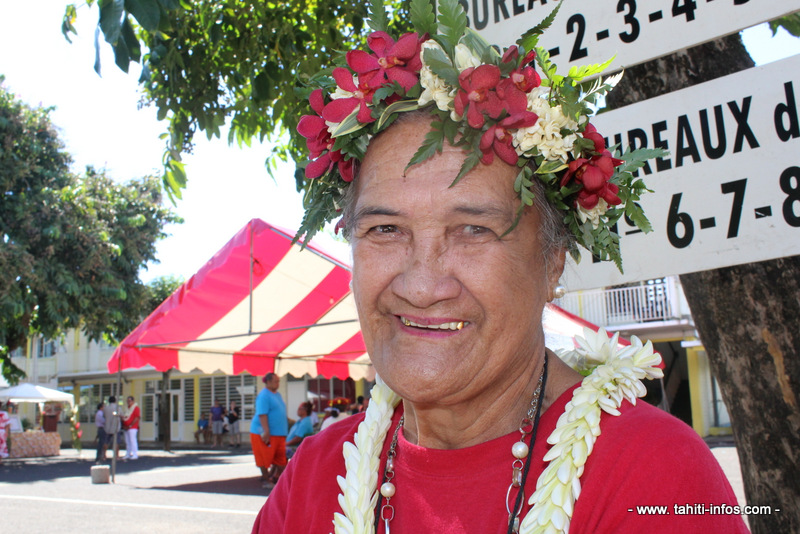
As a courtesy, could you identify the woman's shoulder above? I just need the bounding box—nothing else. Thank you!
[603,399,705,448]
[568,400,747,532]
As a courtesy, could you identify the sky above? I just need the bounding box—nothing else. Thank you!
[1,2,799,284]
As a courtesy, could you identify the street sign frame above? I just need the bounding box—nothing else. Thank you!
[562,53,800,290]
[469,0,798,72]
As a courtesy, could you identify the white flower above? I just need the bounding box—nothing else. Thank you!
[521,328,662,534]
[513,88,579,162]
[334,329,663,534]
[454,43,481,71]
[333,375,401,534]
[576,199,610,228]
[418,40,457,114]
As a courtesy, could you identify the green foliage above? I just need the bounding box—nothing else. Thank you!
[0,82,181,384]
[409,0,437,36]
[435,0,467,58]
[567,56,616,84]
[407,118,446,168]
[770,13,800,37]
[144,275,185,313]
[422,45,460,85]
[367,0,389,32]
[517,0,563,52]
[63,0,409,203]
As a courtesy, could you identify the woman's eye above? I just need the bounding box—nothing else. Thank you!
[371,225,397,234]
[463,225,489,236]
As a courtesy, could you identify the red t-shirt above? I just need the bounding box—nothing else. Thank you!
[253,384,749,533]
[124,405,140,430]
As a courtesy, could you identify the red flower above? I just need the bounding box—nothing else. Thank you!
[298,89,337,179]
[559,123,624,209]
[298,89,334,157]
[576,181,621,210]
[346,31,423,91]
[335,152,355,183]
[495,78,529,113]
[561,151,624,209]
[502,47,539,92]
[304,150,354,182]
[582,123,606,153]
[508,64,540,93]
[309,88,325,115]
[501,46,519,64]
[305,152,334,179]
[454,65,504,128]
[322,67,378,124]
[334,215,346,235]
[501,45,535,64]
[479,112,538,165]
[455,65,531,129]
[298,115,331,158]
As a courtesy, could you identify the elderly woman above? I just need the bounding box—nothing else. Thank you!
[253,1,748,532]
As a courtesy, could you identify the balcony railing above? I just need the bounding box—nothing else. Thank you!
[556,279,681,327]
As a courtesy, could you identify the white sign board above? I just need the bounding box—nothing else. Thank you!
[468,0,798,71]
[562,53,800,291]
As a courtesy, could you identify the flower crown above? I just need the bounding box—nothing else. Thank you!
[295,0,666,270]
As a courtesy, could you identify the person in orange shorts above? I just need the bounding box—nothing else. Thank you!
[250,373,288,489]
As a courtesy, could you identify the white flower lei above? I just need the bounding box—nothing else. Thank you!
[332,328,663,534]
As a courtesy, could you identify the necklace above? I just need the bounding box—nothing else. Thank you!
[373,354,549,534]
[332,329,664,534]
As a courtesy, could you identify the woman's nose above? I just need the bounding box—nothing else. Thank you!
[390,236,461,308]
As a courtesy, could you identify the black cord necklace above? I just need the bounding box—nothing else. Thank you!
[506,352,549,534]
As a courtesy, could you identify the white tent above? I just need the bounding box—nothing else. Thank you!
[0,383,74,405]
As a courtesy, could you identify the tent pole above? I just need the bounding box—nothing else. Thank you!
[112,356,122,483]
[160,370,171,452]
[248,221,254,335]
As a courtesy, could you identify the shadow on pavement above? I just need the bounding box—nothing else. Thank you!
[149,476,270,497]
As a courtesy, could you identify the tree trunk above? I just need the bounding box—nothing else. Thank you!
[606,35,800,533]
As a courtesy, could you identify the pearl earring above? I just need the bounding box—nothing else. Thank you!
[553,285,566,299]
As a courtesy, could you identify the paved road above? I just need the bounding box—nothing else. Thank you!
[1,442,746,533]
[0,447,269,533]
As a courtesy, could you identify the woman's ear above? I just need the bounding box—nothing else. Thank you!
[548,248,567,299]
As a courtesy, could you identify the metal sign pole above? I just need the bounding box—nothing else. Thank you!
[111,356,122,483]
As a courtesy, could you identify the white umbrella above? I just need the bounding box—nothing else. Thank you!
[0,383,74,405]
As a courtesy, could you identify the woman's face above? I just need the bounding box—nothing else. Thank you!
[350,117,563,405]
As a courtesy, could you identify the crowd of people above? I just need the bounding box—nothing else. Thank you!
[94,395,140,463]
[86,386,352,469]
[193,399,242,447]
[248,373,366,489]
[194,399,242,448]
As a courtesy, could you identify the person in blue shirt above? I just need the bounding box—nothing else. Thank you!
[194,412,211,444]
[285,402,315,459]
[250,373,288,488]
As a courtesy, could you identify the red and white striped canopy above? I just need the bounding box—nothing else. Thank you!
[110,218,649,380]
[109,219,372,380]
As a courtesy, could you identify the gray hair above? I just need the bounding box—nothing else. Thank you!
[339,110,575,277]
